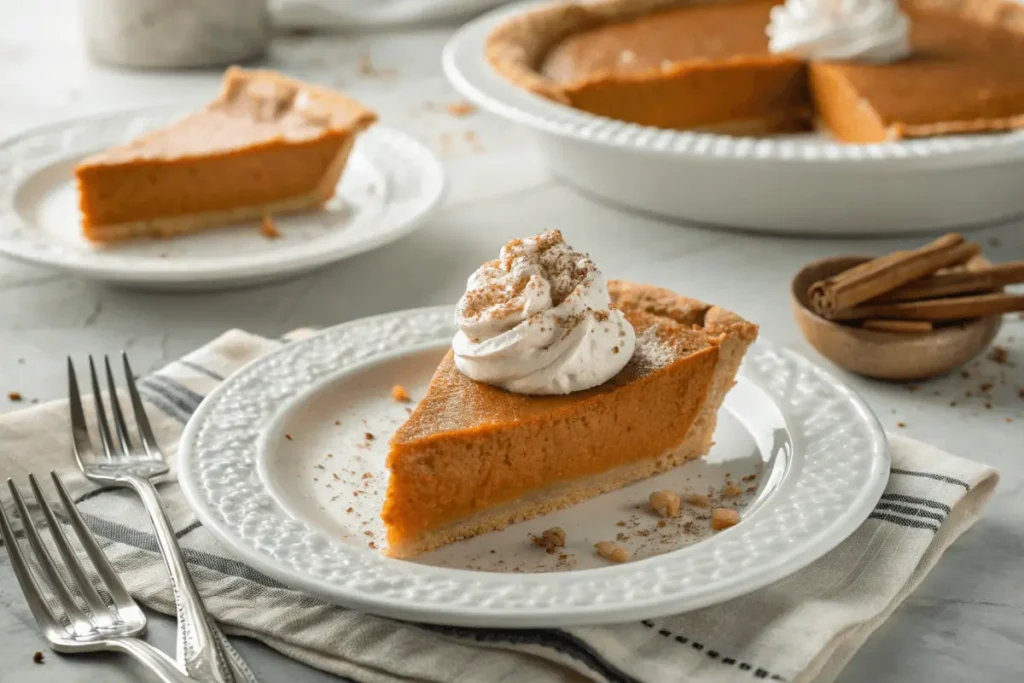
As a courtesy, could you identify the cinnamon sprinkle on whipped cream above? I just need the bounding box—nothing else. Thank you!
[453,230,635,395]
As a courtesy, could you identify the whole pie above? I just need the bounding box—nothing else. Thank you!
[486,0,1024,142]
[382,280,758,558]
[75,68,377,242]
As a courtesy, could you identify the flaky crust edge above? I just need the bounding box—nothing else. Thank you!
[608,279,759,347]
[484,0,696,102]
[485,0,1024,137]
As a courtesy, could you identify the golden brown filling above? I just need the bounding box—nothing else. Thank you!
[812,9,1024,128]
[75,137,348,227]
[541,0,790,82]
[383,308,720,542]
[524,0,1024,140]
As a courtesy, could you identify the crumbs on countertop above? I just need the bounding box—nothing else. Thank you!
[445,101,476,117]
[464,130,484,153]
[358,52,397,78]
[7,391,22,402]
[391,385,411,402]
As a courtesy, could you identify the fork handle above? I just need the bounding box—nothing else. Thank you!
[107,638,194,683]
[124,475,258,683]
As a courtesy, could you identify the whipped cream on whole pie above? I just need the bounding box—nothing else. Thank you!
[453,229,635,395]
[767,0,911,63]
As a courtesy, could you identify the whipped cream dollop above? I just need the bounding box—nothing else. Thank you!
[452,230,635,395]
[767,0,911,64]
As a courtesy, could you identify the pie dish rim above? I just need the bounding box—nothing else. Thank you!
[444,0,1024,166]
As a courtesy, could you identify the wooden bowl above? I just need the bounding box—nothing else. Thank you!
[791,256,1002,381]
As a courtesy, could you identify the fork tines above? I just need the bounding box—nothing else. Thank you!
[68,353,158,463]
[0,471,137,636]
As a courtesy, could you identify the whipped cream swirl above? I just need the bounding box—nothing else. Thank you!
[453,230,635,395]
[767,0,911,64]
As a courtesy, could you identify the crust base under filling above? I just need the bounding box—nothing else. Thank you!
[81,137,355,243]
[386,432,713,558]
[385,315,752,559]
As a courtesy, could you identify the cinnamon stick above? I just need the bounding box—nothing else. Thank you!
[808,234,979,316]
[862,319,934,333]
[872,261,1024,303]
[831,292,1024,322]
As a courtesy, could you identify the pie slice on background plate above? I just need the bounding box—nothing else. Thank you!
[382,280,758,558]
[75,67,377,242]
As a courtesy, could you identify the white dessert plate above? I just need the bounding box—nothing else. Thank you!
[442,1,1024,235]
[0,108,444,290]
[178,306,890,627]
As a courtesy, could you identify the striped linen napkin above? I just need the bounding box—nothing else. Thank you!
[0,329,998,683]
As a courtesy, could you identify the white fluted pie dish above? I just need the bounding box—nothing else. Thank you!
[442,0,1024,235]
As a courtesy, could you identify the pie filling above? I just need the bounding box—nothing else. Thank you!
[488,0,1024,142]
[75,68,376,242]
[78,136,356,240]
[382,280,758,558]
[386,427,718,558]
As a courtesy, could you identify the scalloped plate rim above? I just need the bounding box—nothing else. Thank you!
[178,305,890,627]
[0,106,446,286]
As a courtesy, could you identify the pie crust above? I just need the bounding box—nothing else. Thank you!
[75,68,377,242]
[382,280,758,558]
[486,0,1024,142]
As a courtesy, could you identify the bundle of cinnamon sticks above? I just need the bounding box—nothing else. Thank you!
[808,233,1024,333]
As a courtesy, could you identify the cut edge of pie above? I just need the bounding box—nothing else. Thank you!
[78,137,359,242]
[485,0,1024,142]
[382,280,758,558]
[75,67,378,242]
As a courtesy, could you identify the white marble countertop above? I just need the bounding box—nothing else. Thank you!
[2,2,1023,682]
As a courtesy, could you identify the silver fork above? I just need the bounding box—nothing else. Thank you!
[0,471,191,682]
[69,353,258,683]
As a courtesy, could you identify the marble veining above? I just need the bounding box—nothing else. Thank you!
[1,1,1022,681]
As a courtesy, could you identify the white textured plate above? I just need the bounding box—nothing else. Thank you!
[442,1,1024,234]
[0,108,444,290]
[179,306,890,627]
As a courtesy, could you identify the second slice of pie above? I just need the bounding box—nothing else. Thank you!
[75,67,377,242]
